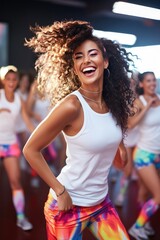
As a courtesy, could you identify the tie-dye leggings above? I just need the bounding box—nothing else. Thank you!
[44,193,130,240]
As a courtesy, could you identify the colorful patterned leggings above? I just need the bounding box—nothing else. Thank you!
[0,143,20,159]
[133,147,160,169]
[44,193,129,240]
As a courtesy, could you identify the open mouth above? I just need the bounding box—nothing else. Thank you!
[149,86,156,91]
[82,67,96,76]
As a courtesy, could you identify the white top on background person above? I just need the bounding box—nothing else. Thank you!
[27,80,50,127]
[15,72,31,133]
[0,88,21,144]
[0,67,34,144]
[136,94,160,154]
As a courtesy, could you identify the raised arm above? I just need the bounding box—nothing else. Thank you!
[127,97,156,129]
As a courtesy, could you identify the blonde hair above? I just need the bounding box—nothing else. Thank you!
[25,20,92,105]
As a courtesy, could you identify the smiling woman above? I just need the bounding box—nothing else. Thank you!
[128,71,160,240]
[0,65,34,231]
[73,39,108,84]
[23,20,135,240]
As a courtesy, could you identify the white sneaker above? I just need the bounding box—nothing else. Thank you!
[128,224,149,240]
[17,217,33,231]
[144,222,155,236]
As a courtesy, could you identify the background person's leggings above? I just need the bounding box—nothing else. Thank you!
[44,193,129,240]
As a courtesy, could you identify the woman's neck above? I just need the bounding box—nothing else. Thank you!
[143,93,157,98]
[19,87,27,94]
[80,86,102,94]
[5,90,14,102]
[78,88,105,110]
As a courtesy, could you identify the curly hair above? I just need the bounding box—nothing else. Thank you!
[25,20,135,133]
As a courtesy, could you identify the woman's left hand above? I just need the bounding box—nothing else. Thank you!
[113,144,128,170]
[57,190,73,211]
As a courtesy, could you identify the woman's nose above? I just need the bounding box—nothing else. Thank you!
[83,54,91,63]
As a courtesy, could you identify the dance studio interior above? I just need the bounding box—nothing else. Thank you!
[0,0,160,239]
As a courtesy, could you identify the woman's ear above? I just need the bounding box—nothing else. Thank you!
[104,59,109,69]
[139,82,143,88]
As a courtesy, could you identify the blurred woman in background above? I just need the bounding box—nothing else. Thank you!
[16,71,32,170]
[0,65,34,231]
[114,76,139,207]
[128,71,160,240]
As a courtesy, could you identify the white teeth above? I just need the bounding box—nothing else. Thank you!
[82,67,95,73]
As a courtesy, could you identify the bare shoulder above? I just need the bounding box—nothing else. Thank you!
[133,97,143,110]
[64,94,81,106]
[51,93,82,124]
[129,98,143,118]
[61,94,81,113]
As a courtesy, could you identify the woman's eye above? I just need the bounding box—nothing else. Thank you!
[74,55,82,60]
[90,52,97,57]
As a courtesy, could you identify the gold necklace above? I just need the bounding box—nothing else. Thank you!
[81,94,102,104]
[80,87,102,94]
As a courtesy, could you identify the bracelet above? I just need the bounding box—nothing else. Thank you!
[56,186,65,197]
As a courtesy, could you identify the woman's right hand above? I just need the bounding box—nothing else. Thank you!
[147,96,158,108]
[0,108,11,113]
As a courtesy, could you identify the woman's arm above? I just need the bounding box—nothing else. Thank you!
[0,108,11,113]
[128,97,156,129]
[23,95,81,210]
[113,140,127,170]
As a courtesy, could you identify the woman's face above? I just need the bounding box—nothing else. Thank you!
[140,73,157,95]
[73,40,108,86]
[20,75,30,90]
[3,72,19,93]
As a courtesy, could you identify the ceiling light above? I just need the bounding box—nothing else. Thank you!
[93,30,137,46]
[112,1,160,20]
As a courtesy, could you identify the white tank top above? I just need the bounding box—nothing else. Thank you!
[137,95,160,154]
[50,90,122,206]
[15,89,29,133]
[124,125,140,148]
[31,97,50,127]
[0,89,21,144]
